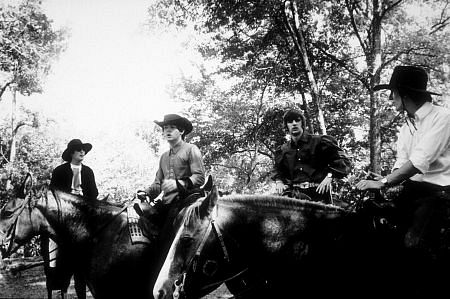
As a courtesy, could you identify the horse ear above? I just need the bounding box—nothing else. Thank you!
[18,173,33,198]
[202,175,213,192]
[199,185,218,218]
[176,179,186,195]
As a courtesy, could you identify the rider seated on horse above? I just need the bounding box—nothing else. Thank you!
[272,109,352,204]
[356,66,450,297]
[134,114,206,260]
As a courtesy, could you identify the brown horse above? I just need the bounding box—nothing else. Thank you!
[0,174,160,299]
[152,182,434,299]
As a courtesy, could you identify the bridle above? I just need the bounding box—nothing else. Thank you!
[0,192,34,257]
[172,207,250,299]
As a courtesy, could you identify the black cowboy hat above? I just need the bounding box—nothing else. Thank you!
[373,65,441,96]
[62,139,92,161]
[154,114,193,135]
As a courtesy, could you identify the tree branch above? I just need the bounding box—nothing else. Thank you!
[0,81,13,101]
[344,0,367,54]
[380,0,404,20]
[313,43,370,89]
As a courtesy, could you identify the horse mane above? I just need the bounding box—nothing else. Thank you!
[219,194,346,214]
[51,189,125,211]
[181,193,347,227]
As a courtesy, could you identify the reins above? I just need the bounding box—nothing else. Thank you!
[175,205,250,299]
[1,193,33,257]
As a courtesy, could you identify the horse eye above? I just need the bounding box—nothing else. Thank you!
[1,210,14,218]
[203,260,218,277]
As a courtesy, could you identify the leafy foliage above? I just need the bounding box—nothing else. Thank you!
[0,0,66,98]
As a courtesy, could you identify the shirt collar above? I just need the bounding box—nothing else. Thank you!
[414,102,433,122]
[170,140,185,154]
[289,134,309,148]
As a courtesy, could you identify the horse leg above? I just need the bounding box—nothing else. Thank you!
[74,272,87,299]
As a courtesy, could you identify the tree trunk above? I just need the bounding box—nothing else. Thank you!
[284,1,327,135]
[6,87,17,190]
[300,92,314,134]
[368,0,383,173]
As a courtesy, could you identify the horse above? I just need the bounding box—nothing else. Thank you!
[0,174,160,299]
[152,182,438,299]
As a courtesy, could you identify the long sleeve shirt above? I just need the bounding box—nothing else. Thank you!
[272,134,351,184]
[148,141,205,203]
[393,102,450,186]
[50,162,98,200]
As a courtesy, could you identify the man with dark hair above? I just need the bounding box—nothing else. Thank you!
[50,139,98,200]
[135,113,206,273]
[47,138,98,298]
[356,65,450,296]
[142,114,205,204]
[272,109,351,203]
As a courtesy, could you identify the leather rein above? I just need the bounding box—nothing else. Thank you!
[173,211,250,299]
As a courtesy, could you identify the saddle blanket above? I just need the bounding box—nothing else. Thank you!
[127,206,151,245]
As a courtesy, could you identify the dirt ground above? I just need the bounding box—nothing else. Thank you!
[0,257,232,299]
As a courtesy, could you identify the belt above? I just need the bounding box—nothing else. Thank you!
[292,182,319,189]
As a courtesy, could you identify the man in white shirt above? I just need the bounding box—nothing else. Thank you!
[356,65,449,296]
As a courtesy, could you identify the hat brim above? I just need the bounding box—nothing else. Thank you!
[154,118,193,135]
[62,143,92,161]
[373,84,441,96]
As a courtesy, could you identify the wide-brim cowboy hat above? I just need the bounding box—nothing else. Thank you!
[154,114,193,135]
[62,139,92,161]
[373,65,441,96]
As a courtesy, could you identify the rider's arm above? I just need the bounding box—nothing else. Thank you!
[186,145,205,189]
[384,160,421,186]
[320,135,352,179]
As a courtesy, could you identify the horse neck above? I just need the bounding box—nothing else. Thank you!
[215,198,345,248]
[35,191,93,243]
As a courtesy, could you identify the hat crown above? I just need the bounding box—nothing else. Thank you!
[162,114,184,123]
[67,139,83,147]
[389,66,428,91]
[154,114,193,136]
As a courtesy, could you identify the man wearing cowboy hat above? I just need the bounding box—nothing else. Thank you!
[47,139,98,298]
[136,114,205,268]
[50,139,98,200]
[143,114,205,203]
[356,65,450,296]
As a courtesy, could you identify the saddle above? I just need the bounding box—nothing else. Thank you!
[127,202,160,245]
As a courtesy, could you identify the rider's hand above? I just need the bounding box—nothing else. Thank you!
[275,181,286,195]
[161,179,178,193]
[316,176,332,194]
[356,179,384,190]
[136,190,149,202]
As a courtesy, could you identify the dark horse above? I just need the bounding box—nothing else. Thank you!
[0,174,160,299]
[153,181,448,299]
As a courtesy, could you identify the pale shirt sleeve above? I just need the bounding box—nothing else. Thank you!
[393,125,410,170]
[188,145,205,188]
[409,114,450,173]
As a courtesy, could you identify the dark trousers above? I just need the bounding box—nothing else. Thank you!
[395,180,450,297]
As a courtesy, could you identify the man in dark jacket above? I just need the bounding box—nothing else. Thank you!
[47,138,98,298]
[272,109,351,203]
[50,139,98,200]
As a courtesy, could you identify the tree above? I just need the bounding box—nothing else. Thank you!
[148,0,450,176]
[0,0,66,188]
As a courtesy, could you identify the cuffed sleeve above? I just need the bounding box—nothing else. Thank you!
[187,145,205,188]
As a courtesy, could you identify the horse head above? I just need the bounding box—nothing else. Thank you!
[0,174,52,257]
[153,177,219,299]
